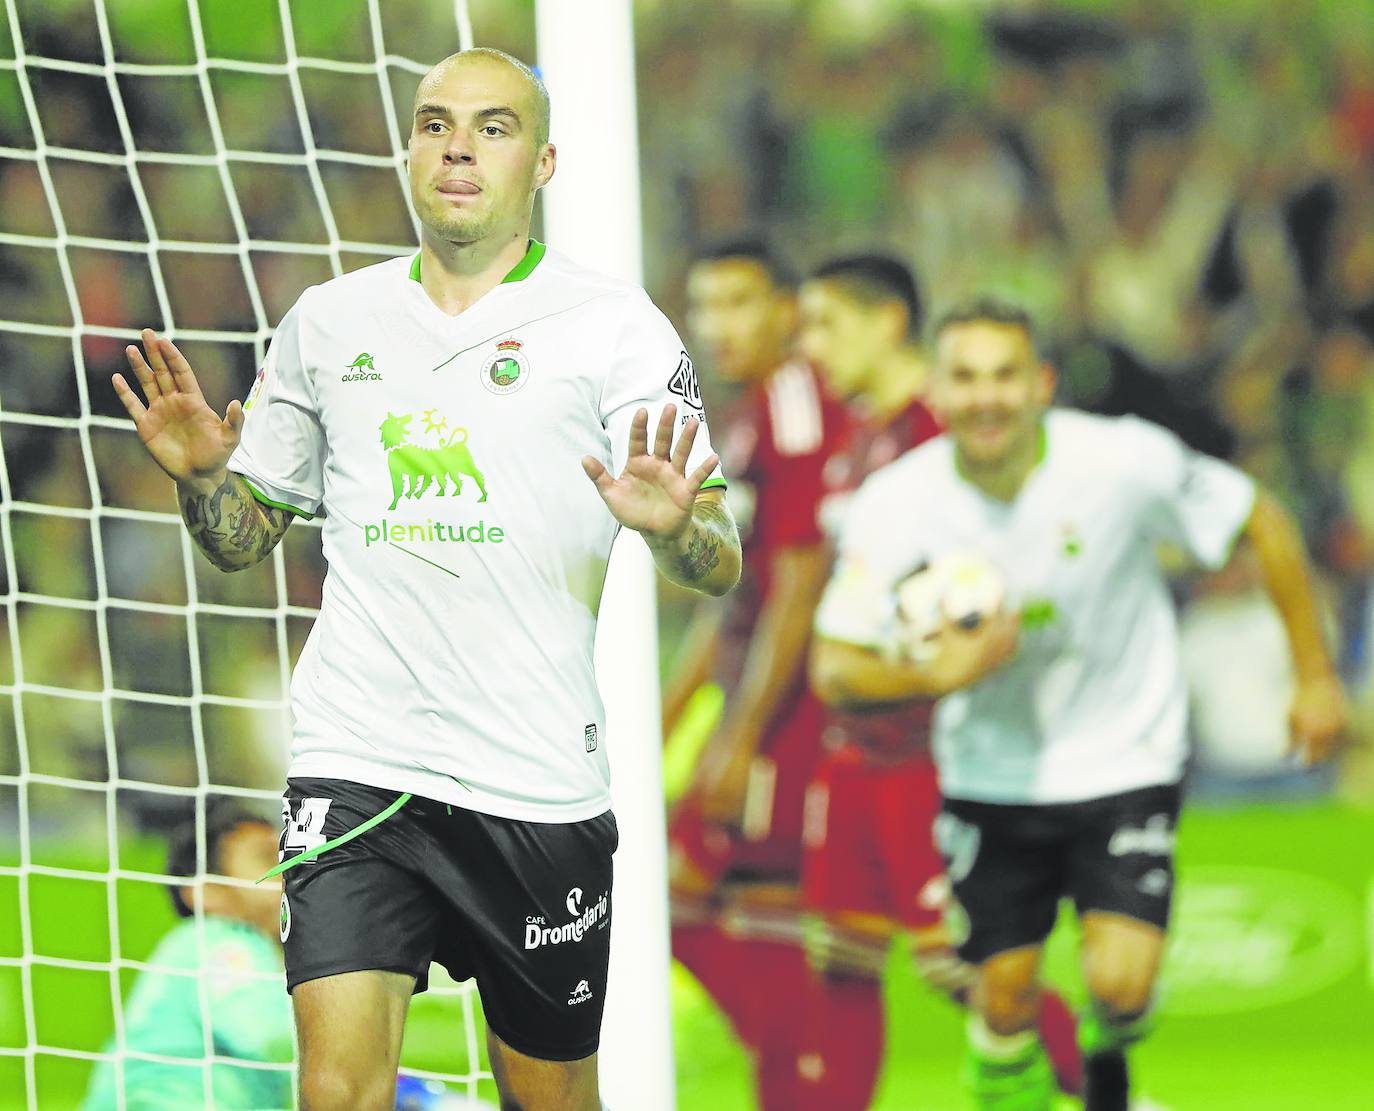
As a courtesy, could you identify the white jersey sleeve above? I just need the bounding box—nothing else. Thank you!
[227,294,325,516]
[1123,416,1255,569]
[599,294,725,489]
[814,476,905,649]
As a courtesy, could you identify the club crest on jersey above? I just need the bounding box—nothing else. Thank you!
[1060,522,1083,558]
[482,338,530,396]
[668,350,702,410]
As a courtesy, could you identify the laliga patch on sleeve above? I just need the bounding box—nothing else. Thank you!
[243,364,267,411]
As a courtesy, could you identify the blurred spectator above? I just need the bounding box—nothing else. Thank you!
[79,801,293,1111]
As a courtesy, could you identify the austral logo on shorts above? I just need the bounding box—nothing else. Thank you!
[524,889,610,950]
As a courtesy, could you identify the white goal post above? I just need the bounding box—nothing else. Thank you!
[534,3,677,1107]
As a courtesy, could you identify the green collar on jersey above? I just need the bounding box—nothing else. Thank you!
[408,239,547,285]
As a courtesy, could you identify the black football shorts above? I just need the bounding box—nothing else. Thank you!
[276,777,618,1061]
[935,782,1182,964]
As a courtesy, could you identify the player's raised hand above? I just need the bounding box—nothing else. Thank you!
[113,329,245,487]
[1288,673,1346,764]
[582,404,719,540]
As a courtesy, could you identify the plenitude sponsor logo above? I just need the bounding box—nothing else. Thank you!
[363,519,505,547]
[524,890,610,950]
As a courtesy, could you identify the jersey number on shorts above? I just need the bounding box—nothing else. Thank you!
[933,812,981,883]
[283,797,333,856]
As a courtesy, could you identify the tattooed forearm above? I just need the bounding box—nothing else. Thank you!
[675,529,722,581]
[650,496,741,596]
[179,471,293,572]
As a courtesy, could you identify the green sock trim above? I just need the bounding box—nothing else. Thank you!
[258,792,412,882]
[1078,1006,1154,1056]
[966,1037,1054,1110]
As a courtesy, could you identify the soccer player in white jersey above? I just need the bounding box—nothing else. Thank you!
[809,298,1345,1111]
[110,49,741,1111]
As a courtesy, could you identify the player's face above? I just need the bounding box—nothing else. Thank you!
[408,57,555,246]
[686,260,795,383]
[931,322,1053,467]
[203,822,285,943]
[797,280,891,399]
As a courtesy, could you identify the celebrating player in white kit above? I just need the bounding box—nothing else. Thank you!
[111,48,740,1111]
[810,298,1344,1111]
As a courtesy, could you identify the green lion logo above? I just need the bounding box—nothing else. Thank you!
[380,411,489,509]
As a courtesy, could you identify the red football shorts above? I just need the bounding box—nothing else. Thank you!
[669,692,827,884]
[801,746,946,930]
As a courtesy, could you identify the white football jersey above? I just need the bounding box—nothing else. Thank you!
[815,409,1256,804]
[228,242,722,821]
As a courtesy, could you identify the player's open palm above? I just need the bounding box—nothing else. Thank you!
[583,404,719,540]
[113,329,245,485]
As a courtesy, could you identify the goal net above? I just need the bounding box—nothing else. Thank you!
[0,0,510,1106]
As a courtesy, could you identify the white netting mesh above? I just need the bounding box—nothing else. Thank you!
[0,1,499,1106]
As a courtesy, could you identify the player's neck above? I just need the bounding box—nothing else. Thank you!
[416,230,534,317]
[865,346,927,423]
[956,422,1046,503]
[756,347,794,382]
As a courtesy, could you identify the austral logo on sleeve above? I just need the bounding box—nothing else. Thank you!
[481,337,531,396]
[342,352,383,382]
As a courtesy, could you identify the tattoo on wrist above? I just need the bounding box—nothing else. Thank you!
[181,473,289,571]
[670,500,732,582]
[674,526,722,582]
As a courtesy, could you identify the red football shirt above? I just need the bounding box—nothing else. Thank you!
[820,394,943,759]
[713,361,852,719]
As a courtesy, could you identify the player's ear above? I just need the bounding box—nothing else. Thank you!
[880,301,907,347]
[1036,360,1056,405]
[534,143,556,189]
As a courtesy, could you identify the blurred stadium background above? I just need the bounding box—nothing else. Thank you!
[1,0,1372,1107]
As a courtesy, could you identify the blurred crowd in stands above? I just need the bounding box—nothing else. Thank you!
[2,0,1373,822]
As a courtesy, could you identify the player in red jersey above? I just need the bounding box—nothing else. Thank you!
[795,256,1082,1107]
[664,238,851,1110]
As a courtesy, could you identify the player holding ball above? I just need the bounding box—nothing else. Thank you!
[810,297,1345,1111]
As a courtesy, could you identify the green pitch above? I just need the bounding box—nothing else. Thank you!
[1,801,1370,1110]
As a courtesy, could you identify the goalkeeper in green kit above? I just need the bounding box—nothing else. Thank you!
[80,803,294,1111]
